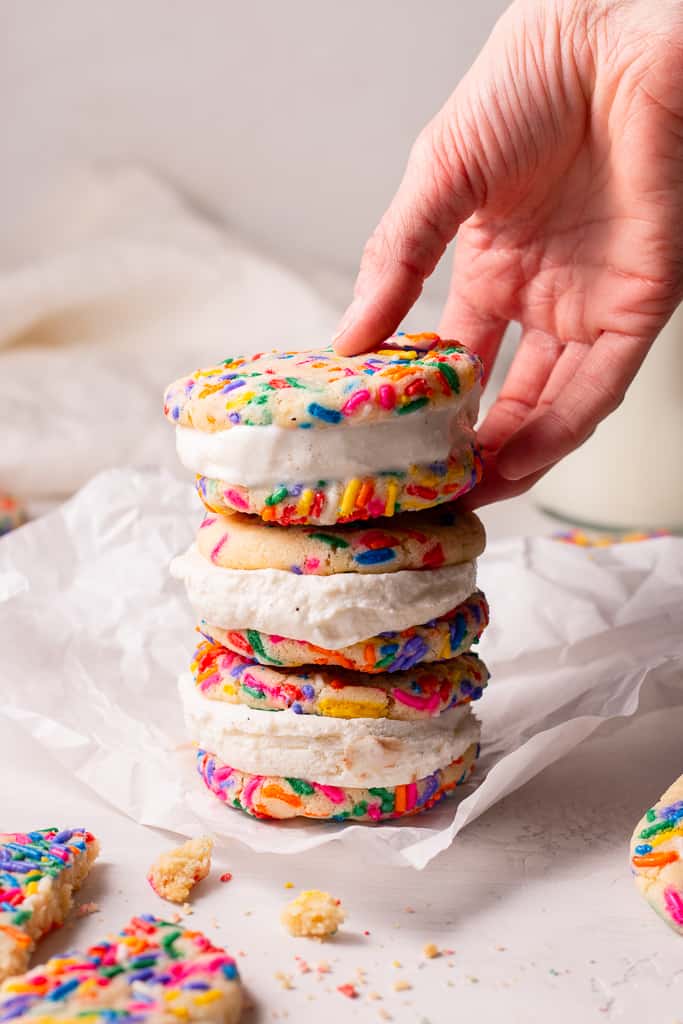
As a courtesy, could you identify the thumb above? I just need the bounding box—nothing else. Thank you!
[333,109,483,355]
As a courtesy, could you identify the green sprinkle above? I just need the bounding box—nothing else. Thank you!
[639,819,675,840]
[161,930,183,958]
[309,532,350,550]
[397,397,429,415]
[286,778,316,796]
[352,801,368,816]
[254,393,270,404]
[99,965,126,979]
[368,787,395,812]
[438,363,460,393]
[375,654,397,669]
[11,910,32,926]
[285,377,305,388]
[242,685,267,700]
[646,808,656,822]
[246,629,282,665]
[265,486,289,506]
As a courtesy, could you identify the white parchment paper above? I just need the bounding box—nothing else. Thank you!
[1,468,681,868]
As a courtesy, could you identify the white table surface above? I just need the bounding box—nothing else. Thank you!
[5,495,682,1024]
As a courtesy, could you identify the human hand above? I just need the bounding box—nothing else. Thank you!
[333,0,683,506]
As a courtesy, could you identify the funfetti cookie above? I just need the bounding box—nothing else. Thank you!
[0,828,99,983]
[630,774,683,935]
[201,590,489,673]
[195,504,485,574]
[163,335,483,525]
[192,640,489,720]
[197,742,479,822]
[0,914,243,1023]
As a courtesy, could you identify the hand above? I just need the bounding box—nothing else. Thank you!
[333,0,683,506]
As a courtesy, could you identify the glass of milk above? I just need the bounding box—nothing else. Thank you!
[532,305,683,532]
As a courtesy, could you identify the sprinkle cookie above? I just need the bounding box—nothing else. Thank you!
[200,589,489,673]
[164,336,483,525]
[0,828,99,983]
[196,742,479,822]
[192,640,488,720]
[196,505,485,574]
[0,914,243,1023]
[630,773,683,934]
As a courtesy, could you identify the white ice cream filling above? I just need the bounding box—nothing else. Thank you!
[180,674,480,787]
[171,544,477,648]
[176,399,479,487]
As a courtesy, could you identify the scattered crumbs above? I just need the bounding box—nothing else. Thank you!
[337,983,359,999]
[285,882,295,889]
[442,948,454,956]
[393,980,411,992]
[379,1010,392,1021]
[181,902,193,916]
[467,975,479,984]
[170,913,182,924]
[238,950,247,958]
[496,945,507,952]
[294,956,311,974]
[392,960,402,969]
[220,872,233,883]
[316,960,331,975]
[447,980,455,988]
[275,972,295,991]
[423,943,440,959]
[281,890,345,939]
[368,991,381,1001]
[363,929,371,936]
[76,902,99,917]
[243,910,253,917]
[356,967,368,984]
[447,961,455,969]
[404,906,415,914]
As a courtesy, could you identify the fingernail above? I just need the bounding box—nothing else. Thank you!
[332,297,363,345]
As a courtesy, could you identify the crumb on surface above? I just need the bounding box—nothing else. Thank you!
[275,972,295,990]
[147,836,213,904]
[76,902,99,917]
[220,872,233,883]
[281,890,345,940]
[423,943,440,959]
[393,979,411,992]
[337,983,358,999]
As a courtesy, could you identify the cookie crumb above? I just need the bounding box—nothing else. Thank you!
[284,882,294,889]
[391,960,402,969]
[76,902,99,917]
[316,960,331,974]
[368,991,381,1001]
[393,979,411,992]
[379,1010,393,1021]
[423,943,440,959]
[275,972,294,990]
[147,836,213,904]
[281,890,345,939]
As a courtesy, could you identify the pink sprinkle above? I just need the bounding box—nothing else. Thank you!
[303,557,320,573]
[242,774,263,809]
[392,689,440,713]
[378,384,396,409]
[367,498,387,518]
[315,784,346,805]
[405,782,417,812]
[269,635,286,643]
[367,803,382,821]
[220,872,233,883]
[213,765,235,783]
[664,886,683,925]
[210,535,228,563]
[341,388,371,415]
[198,671,221,692]
[224,488,249,510]
[200,515,217,528]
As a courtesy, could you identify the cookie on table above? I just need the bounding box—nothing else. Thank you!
[164,335,483,525]
[196,743,479,822]
[0,914,243,1023]
[200,589,489,673]
[196,505,485,574]
[630,774,683,934]
[192,640,489,720]
[148,836,213,904]
[281,890,344,939]
[0,828,99,983]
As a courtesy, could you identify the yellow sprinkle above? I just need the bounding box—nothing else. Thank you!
[225,390,255,410]
[164,989,181,1002]
[647,825,683,848]
[384,481,398,517]
[404,332,438,343]
[423,943,440,959]
[285,882,295,889]
[391,960,402,968]
[318,695,386,719]
[377,349,418,359]
[24,881,39,895]
[340,478,362,517]
[169,1007,189,1019]
[297,489,314,517]
[193,990,222,1006]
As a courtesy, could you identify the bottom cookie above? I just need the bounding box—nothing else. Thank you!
[630,773,683,935]
[196,742,479,822]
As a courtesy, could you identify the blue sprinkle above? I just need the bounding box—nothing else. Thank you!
[460,680,473,696]
[301,684,315,699]
[289,483,303,497]
[129,969,156,982]
[182,981,211,991]
[354,548,396,565]
[222,963,238,980]
[228,412,241,424]
[47,979,80,1001]
[634,843,653,855]
[171,405,180,421]
[299,422,312,429]
[292,702,303,714]
[448,613,467,652]
[221,379,245,394]
[290,565,303,575]
[307,402,342,424]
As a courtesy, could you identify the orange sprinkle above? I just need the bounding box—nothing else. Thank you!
[632,850,679,868]
[356,480,374,509]
[261,783,302,808]
[0,924,32,947]
[394,785,407,816]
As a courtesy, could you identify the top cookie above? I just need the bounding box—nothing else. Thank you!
[164,334,482,432]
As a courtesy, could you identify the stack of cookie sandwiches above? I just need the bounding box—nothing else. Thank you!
[165,334,491,822]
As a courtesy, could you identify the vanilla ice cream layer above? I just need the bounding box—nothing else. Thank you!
[171,544,477,647]
[176,398,479,487]
[180,673,480,786]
